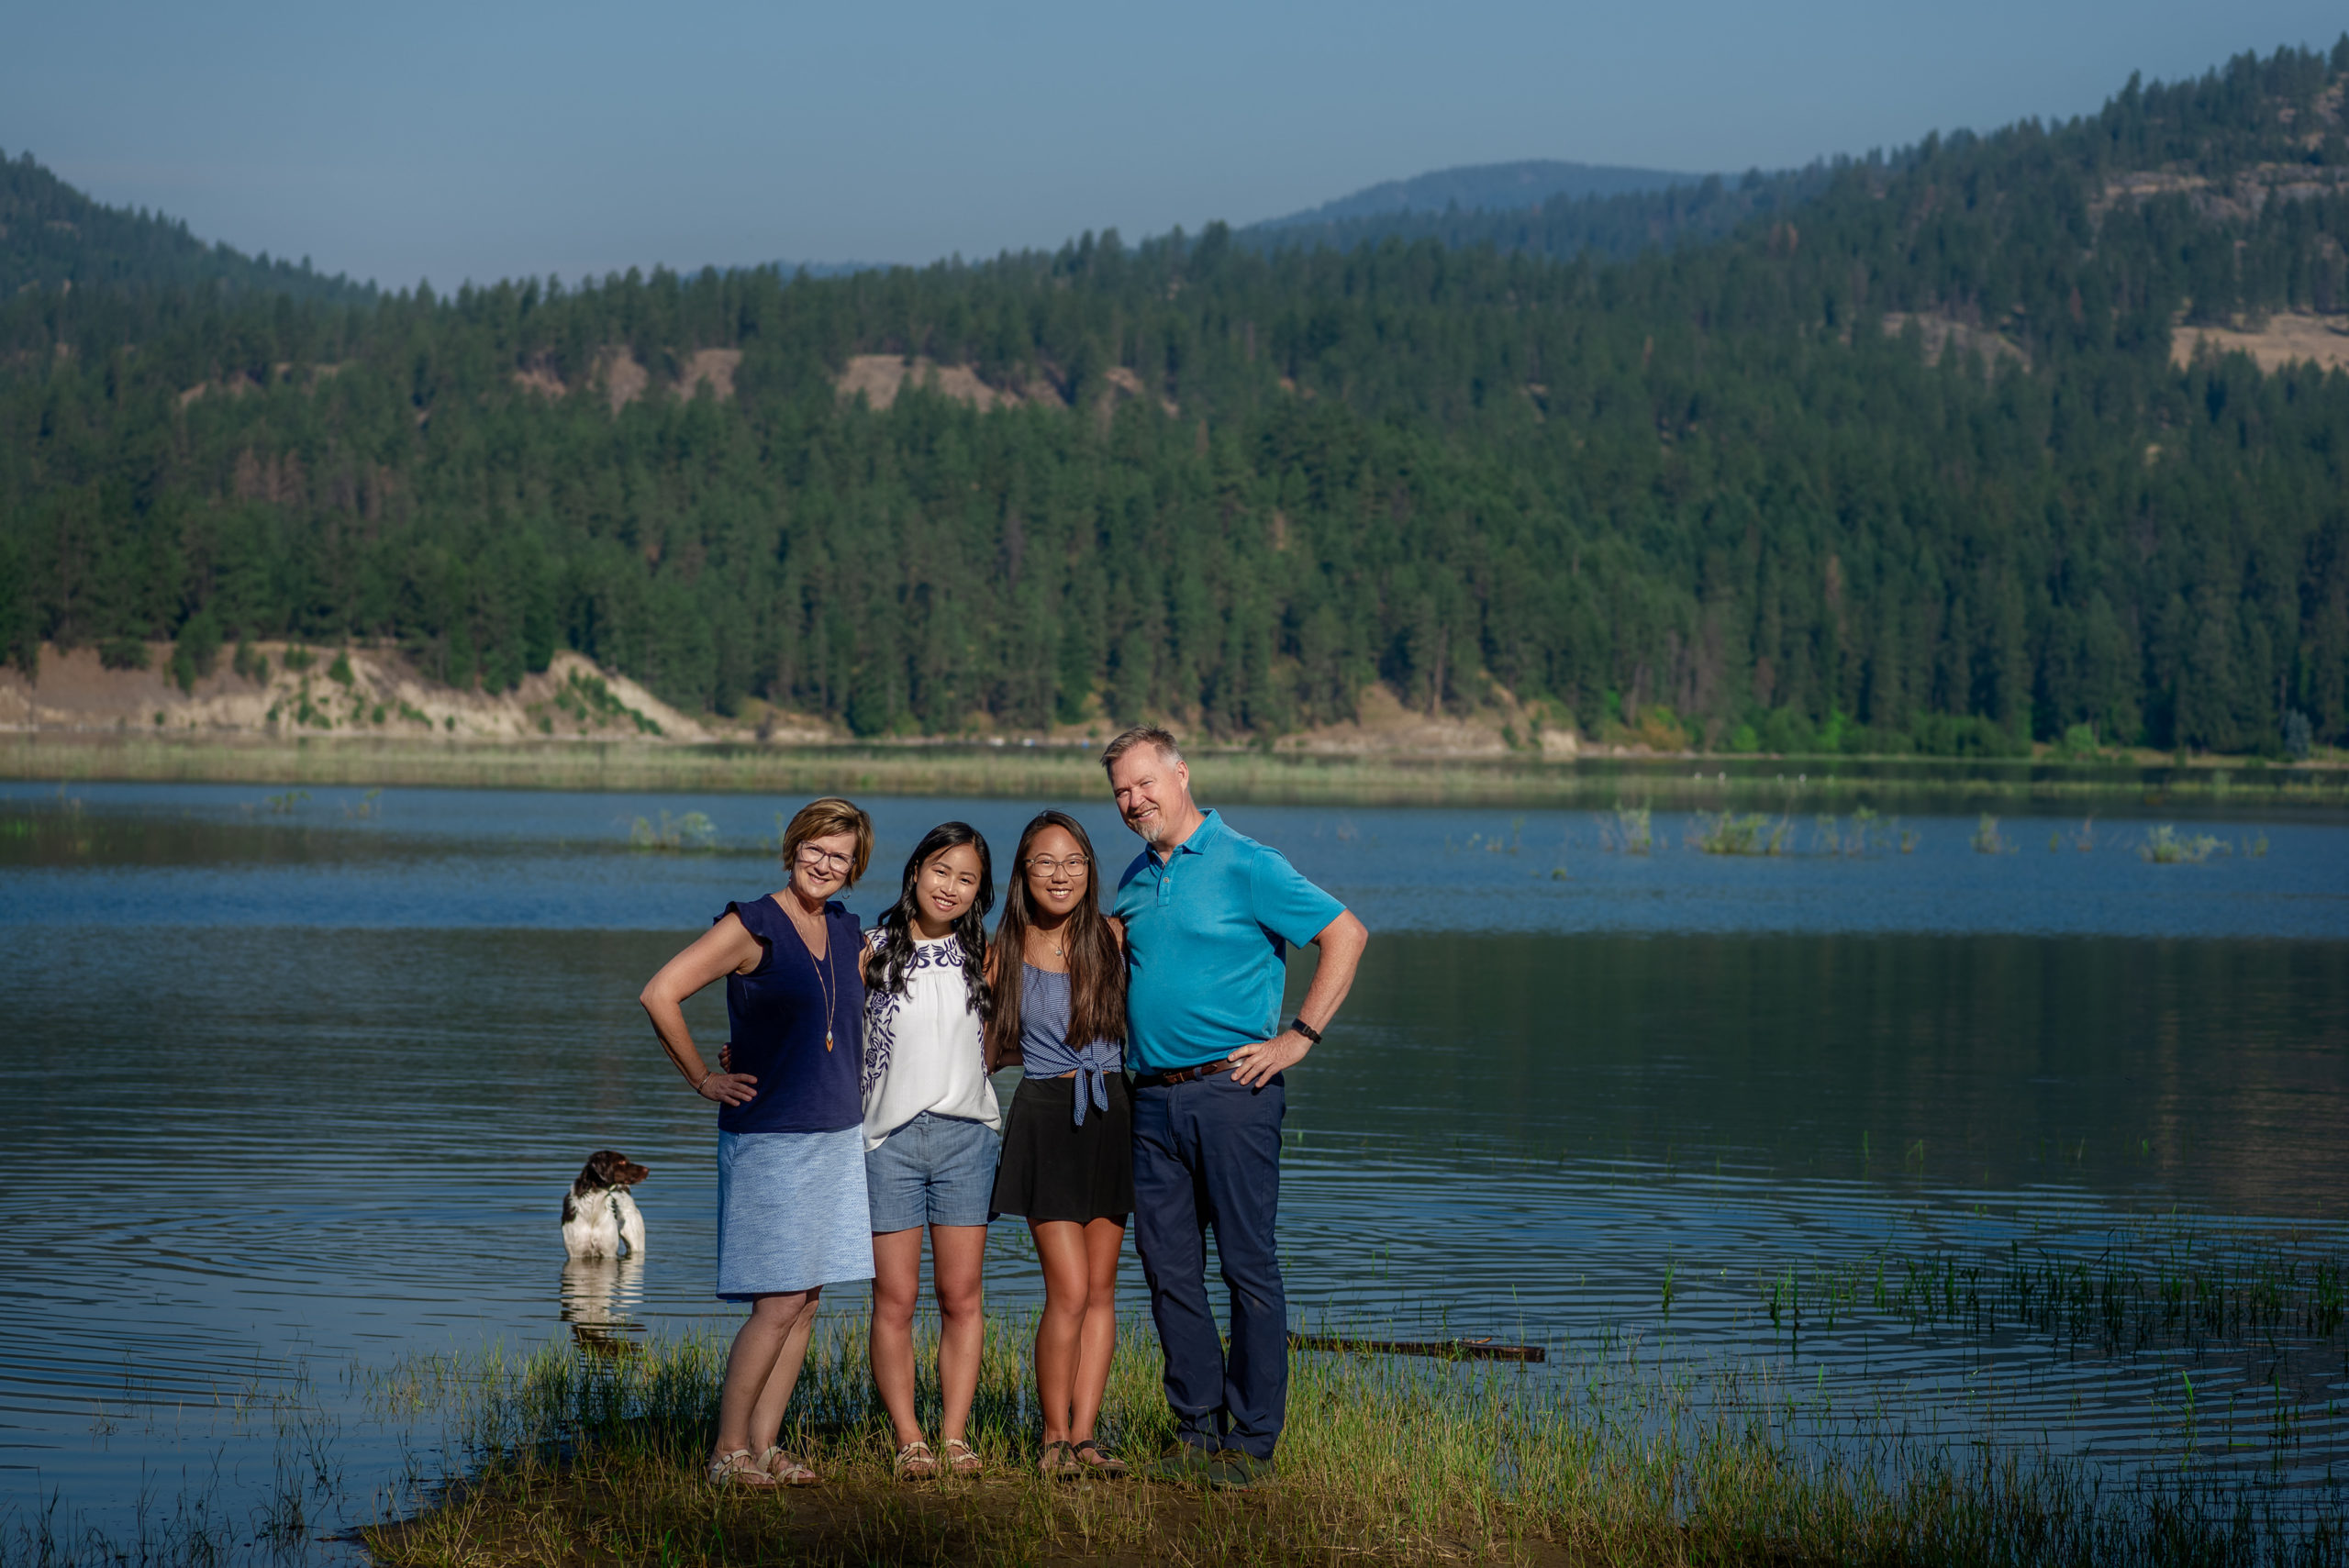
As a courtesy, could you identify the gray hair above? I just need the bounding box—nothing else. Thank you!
[1099,724,1183,774]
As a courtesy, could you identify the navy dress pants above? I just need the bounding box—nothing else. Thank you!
[1130,1070,1287,1460]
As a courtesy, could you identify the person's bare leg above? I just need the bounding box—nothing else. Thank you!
[869,1229,926,1448]
[930,1225,988,1443]
[1071,1218,1125,1443]
[1030,1220,1090,1444]
[716,1287,817,1459]
[746,1287,822,1454]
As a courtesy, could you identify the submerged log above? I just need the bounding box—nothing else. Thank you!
[1288,1332,1545,1363]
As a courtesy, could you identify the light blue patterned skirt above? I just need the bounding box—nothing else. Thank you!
[715,1128,873,1299]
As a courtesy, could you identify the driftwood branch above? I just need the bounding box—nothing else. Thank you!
[1288,1333,1546,1363]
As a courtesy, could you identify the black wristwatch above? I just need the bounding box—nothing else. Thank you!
[1288,1017,1323,1045]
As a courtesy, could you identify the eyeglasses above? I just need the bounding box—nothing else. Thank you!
[1025,855,1088,876]
[796,847,853,873]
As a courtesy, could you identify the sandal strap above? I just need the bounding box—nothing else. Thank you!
[759,1445,818,1485]
[709,1448,777,1487]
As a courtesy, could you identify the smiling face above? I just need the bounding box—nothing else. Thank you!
[1022,823,1091,921]
[1108,745,1193,848]
[914,841,985,934]
[790,829,858,905]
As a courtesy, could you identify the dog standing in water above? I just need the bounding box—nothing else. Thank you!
[562,1151,650,1259]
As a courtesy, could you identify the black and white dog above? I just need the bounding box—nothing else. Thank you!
[561,1151,649,1260]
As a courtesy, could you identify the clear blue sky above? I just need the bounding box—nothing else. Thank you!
[8,0,2343,289]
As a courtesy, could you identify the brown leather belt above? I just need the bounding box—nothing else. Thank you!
[1133,1058,1234,1088]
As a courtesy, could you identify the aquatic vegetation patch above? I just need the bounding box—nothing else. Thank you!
[1971,814,2016,853]
[1692,811,1793,855]
[2143,824,2228,863]
[1756,1223,2349,1353]
[626,809,718,851]
[1598,800,1653,853]
[1811,806,1905,854]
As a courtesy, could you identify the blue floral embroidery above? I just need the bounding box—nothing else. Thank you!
[861,935,964,1097]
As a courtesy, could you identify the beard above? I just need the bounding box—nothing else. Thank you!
[1127,795,1184,846]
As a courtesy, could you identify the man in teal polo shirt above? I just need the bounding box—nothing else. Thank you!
[1102,724,1369,1486]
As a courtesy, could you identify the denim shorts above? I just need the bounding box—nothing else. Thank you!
[865,1112,1000,1232]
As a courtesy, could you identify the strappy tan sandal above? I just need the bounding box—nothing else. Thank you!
[1070,1438,1126,1478]
[941,1437,983,1477]
[759,1445,819,1486]
[1038,1439,1080,1478]
[893,1439,941,1480]
[708,1448,778,1488]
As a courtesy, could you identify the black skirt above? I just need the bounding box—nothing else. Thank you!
[989,1072,1134,1224]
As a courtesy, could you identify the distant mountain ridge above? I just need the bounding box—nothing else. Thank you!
[1252,159,1702,229]
[0,149,370,301]
[1251,161,1835,264]
[765,259,894,280]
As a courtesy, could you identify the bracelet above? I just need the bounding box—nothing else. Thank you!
[696,1069,716,1092]
[1288,1017,1323,1045]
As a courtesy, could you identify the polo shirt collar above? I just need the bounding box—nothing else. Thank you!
[1153,808,1222,865]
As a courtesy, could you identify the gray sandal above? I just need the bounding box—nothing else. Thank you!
[1071,1439,1126,1478]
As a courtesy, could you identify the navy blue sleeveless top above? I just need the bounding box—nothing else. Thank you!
[718,895,863,1135]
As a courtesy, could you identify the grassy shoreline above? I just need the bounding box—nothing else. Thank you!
[361,1315,2340,1568]
[6,731,2346,810]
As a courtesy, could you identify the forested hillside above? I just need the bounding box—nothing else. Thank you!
[0,150,368,301]
[4,44,2348,754]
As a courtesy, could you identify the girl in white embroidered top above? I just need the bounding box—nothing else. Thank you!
[857,821,1001,1479]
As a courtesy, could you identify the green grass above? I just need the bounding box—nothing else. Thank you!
[342,1307,2349,1568]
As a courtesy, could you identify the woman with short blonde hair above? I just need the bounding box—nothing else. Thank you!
[640,795,874,1488]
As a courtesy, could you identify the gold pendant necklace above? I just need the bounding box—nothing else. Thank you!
[795,899,838,1051]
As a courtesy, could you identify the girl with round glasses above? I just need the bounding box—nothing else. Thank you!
[985,810,1133,1477]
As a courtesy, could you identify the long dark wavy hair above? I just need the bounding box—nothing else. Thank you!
[863,821,993,1024]
[985,811,1125,1070]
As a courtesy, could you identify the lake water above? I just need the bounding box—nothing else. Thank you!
[4,780,2346,1557]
